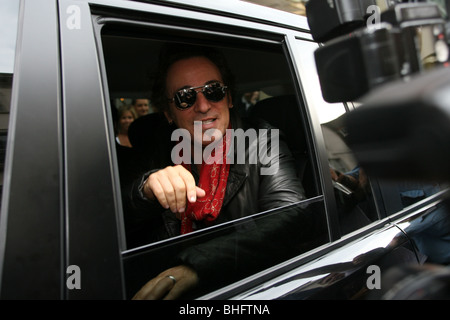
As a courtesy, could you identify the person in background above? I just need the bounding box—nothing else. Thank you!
[236,90,260,117]
[116,105,137,148]
[132,98,151,117]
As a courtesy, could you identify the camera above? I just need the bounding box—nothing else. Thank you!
[306,1,450,181]
[306,0,450,102]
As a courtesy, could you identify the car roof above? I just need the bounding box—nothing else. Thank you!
[87,0,310,31]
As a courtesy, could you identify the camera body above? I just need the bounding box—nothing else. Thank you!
[307,0,450,102]
[306,0,378,43]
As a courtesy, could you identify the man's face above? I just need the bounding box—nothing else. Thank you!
[133,99,150,117]
[165,56,232,147]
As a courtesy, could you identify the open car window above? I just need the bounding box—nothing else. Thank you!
[95,14,329,298]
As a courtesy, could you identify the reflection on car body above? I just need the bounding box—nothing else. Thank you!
[207,221,416,300]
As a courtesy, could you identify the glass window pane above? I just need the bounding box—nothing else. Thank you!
[294,39,380,235]
[123,198,328,298]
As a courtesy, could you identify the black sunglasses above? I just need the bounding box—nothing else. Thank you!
[170,82,228,110]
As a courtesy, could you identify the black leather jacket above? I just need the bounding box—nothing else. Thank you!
[126,110,306,243]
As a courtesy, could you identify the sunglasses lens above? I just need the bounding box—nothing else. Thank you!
[173,83,227,110]
[175,89,197,109]
[204,83,226,102]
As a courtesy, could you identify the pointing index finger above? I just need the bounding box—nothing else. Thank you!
[177,167,198,203]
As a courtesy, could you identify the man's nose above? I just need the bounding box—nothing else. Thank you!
[193,92,211,113]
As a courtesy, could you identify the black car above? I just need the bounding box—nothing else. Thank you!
[0,0,449,301]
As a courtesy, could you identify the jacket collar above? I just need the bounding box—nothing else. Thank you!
[222,110,248,207]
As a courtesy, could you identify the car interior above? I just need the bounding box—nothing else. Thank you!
[100,22,318,232]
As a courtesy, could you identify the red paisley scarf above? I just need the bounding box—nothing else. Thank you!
[180,130,231,234]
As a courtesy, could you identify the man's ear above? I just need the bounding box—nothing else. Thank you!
[164,111,173,124]
[227,93,233,108]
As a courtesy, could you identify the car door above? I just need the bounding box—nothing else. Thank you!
[0,0,64,299]
[91,0,332,300]
[59,0,125,299]
[0,0,125,299]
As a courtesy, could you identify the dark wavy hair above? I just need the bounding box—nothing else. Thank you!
[150,43,235,113]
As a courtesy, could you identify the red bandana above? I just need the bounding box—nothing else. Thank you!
[180,131,231,234]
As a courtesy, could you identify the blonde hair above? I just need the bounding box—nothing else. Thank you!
[116,105,137,133]
[118,104,137,119]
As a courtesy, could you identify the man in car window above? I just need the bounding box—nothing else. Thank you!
[129,44,316,299]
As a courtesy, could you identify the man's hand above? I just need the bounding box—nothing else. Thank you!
[132,265,199,300]
[143,165,206,218]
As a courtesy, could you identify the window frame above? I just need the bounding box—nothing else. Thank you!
[92,4,332,299]
[0,0,64,299]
